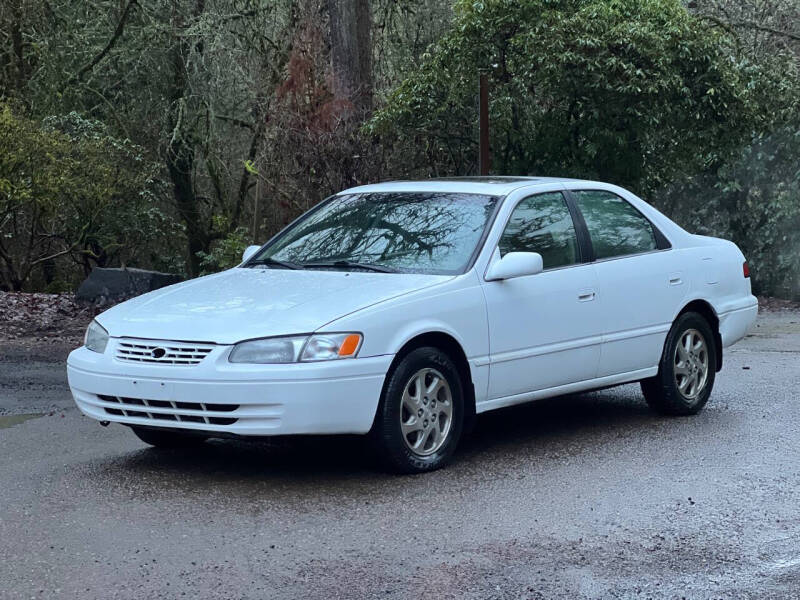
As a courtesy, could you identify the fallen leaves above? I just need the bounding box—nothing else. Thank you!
[0,291,102,345]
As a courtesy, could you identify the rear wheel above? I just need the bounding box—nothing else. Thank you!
[131,426,208,448]
[641,312,717,416]
[371,347,464,473]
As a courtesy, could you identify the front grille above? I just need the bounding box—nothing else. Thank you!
[115,340,215,365]
[98,395,238,425]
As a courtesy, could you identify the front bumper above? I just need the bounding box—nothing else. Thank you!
[67,341,393,436]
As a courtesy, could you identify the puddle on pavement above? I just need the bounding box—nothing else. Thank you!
[0,413,44,429]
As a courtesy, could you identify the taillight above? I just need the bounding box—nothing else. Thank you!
[743,261,750,278]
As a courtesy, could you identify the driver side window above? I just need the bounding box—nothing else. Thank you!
[499,192,579,270]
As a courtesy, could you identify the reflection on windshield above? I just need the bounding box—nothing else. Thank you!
[251,192,499,275]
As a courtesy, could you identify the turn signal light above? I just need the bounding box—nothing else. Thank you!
[338,334,362,357]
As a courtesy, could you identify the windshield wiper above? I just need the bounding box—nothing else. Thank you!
[301,260,397,273]
[246,258,303,270]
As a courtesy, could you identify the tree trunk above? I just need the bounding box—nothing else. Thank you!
[10,3,27,94]
[165,0,208,277]
[327,0,372,115]
[167,135,207,277]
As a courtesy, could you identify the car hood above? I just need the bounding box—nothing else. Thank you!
[96,267,451,344]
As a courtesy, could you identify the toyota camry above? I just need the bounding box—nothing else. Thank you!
[67,177,758,472]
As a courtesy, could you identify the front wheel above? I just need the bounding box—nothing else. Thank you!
[641,311,717,416]
[131,426,208,448]
[371,347,464,473]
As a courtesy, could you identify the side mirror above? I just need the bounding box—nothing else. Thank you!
[485,252,544,281]
[242,245,261,263]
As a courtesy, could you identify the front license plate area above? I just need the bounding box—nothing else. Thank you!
[117,379,174,401]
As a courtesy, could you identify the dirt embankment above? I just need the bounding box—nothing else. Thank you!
[0,292,102,362]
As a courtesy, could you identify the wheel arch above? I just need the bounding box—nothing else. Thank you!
[676,299,723,371]
[380,331,477,432]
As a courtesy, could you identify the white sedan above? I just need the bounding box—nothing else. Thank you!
[68,177,758,472]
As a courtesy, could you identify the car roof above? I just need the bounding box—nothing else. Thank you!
[339,176,589,196]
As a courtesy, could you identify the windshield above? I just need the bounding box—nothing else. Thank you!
[247,192,499,275]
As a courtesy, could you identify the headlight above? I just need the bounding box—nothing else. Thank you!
[228,335,307,364]
[84,320,109,353]
[228,333,362,364]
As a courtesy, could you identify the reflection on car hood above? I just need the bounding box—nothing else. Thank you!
[96,267,451,344]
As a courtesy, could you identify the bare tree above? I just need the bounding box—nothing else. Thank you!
[692,0,800,61]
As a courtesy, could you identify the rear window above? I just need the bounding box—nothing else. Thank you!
[573,190,658,259]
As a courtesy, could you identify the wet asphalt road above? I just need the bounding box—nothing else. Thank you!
[1,313,799,599]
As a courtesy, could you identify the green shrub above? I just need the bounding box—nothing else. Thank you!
[196,220,251,275]
[0,104,183,290]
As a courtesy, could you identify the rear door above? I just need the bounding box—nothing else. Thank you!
[482,191,603,400]
[568,189,685,377]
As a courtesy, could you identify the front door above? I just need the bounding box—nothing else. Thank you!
[482,191,603,401]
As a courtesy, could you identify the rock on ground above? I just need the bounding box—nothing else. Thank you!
[75,267,182,304]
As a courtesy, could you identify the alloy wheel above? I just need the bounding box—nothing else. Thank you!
[400,368,453,456]
[673,328,709,400]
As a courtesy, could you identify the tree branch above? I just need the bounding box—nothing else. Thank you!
[215,114,254,129]
[66,0,139,87]
[701,14,800,43]
[730,20,800,42]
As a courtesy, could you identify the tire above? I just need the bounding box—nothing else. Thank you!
[641,311,717,416]
[131,426,208,448]
[371,346,465,474]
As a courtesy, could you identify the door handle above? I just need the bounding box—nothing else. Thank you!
[669,272,683,286]
[578,290,596,302]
